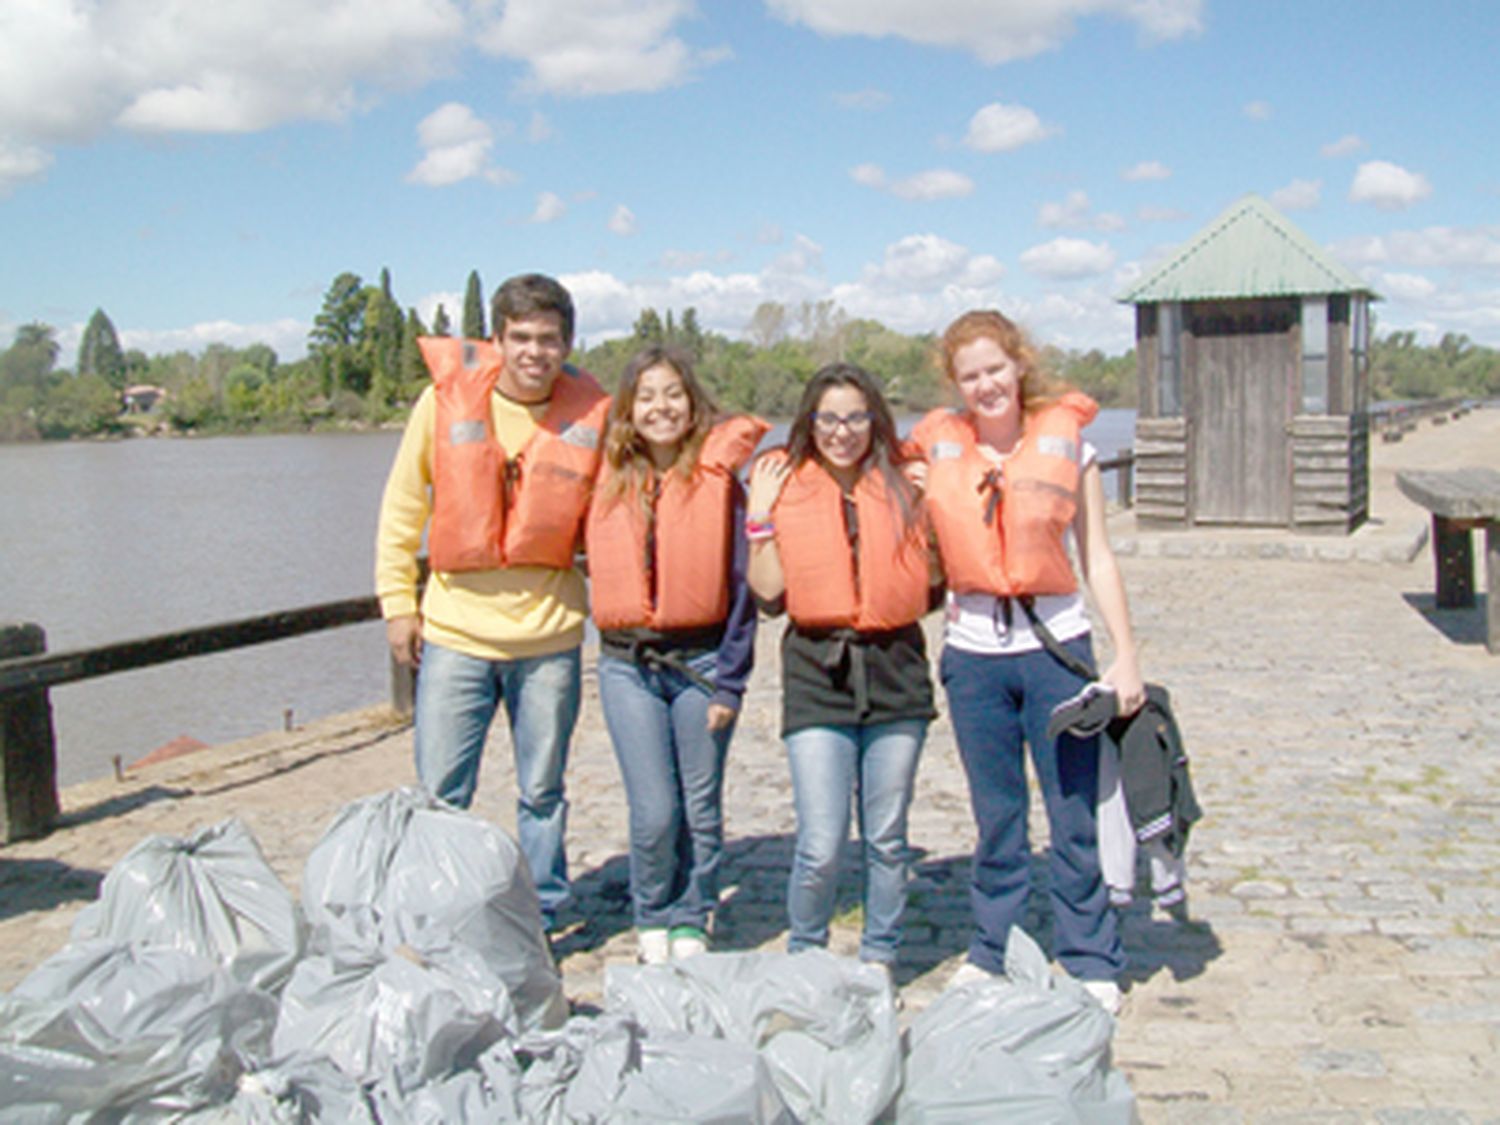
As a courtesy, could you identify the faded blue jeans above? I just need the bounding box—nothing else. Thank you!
[597,649,734,932]
[413,641,580,926]
[941,638,1124,982]
[784,720,927,965]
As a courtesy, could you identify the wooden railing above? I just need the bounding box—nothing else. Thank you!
[1099,450,1135,508]
[1371,398,1474,441]
[0,599,411,843]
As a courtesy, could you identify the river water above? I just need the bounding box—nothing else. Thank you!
[0,410,1136,785]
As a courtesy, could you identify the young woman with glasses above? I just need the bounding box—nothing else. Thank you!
[746,362,939,974]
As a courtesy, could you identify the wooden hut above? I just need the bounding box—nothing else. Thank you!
[1118,195,1378,532]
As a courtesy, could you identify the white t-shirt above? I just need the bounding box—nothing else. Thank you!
[942,441,1096,656]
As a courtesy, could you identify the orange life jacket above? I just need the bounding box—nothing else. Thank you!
[586,414,769,632]
[771,455,930,632]
[423,336,607,572]
[912,392,1097,596]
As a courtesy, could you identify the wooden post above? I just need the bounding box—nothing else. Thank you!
[1487,524,1500,655]
[1118,449,1134,509]
[0,624,60,843]
[1433,516,1475,608]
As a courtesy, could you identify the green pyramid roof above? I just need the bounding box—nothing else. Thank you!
[1118,194,1377,304]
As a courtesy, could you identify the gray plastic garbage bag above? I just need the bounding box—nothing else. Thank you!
[177,1053,380,1124]
[369,1040,525,1125]
[272,935,519,1095]
[604,950,899,1125]
[512,1012,793,1125]
[896,929,1138,1124]
[0,940,277,1121]
[70,817,305,995]
[301,786,566,1031]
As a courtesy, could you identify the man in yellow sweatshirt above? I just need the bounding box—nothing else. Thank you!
[375,273,607,929]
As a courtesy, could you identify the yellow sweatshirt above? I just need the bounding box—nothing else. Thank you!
[374,385,588,661]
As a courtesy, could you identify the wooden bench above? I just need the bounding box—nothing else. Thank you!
[1396,467,1500,653]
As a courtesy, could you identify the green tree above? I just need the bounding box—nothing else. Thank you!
[632,308,664,345]
[400,307,430,401]
[432,303,452,337]
[77,309,127,390]
[463,270,486,339]
[308,272,369,396]
[679,307,705,361]
[34,373,120,438]
[1,323,61,389]
[364,272,404,409]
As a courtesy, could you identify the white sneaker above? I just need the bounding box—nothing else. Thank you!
[637,928,670,965]
[1081,979,1122,1016]
[947,960,997,990]
[669,928,708,960]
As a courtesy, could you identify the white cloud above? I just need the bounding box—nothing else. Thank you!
[531,191,567,223]
[0,140,52,193]
[1270,178,1321,211]
[833,88,891,109]
[406,103,514,187]
[1376,272,1437,301]
[769,233,826,276]
[1243,100,1272,121]
[766,0,1202,65]
[891,168,974,200]
[1039,190,1126,232]
[1019,237,1116,278]
[609,204,638,236]
[1122,160,1170,182]
[475,0,728,96]
[120,317,311,363]
[963,102,1054,152]
[854,234,1005,294]
[527,110,554,143]
[1349,160,1432,211]
[851,163,974,200]
[0,0,463,188]
[1321,133,1365,158]
[1330,225,1500,270]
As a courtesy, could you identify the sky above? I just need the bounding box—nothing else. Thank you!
[2,0,1498,369]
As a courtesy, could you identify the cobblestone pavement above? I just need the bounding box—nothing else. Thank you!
[2,409,1497,1121]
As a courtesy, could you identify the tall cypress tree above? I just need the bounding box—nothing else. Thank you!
[77,309,127,389]
[462,270,485,340]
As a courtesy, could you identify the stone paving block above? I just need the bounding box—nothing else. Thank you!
[1373,1110,1481,1125]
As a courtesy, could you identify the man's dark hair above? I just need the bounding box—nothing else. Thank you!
[491,273,575,344]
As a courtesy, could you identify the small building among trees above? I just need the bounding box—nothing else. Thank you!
[1118,195,1377,533]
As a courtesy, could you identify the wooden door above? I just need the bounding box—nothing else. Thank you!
[1187,300,1295,525]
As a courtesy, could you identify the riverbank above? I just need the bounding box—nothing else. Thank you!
[3,407,1498,1119]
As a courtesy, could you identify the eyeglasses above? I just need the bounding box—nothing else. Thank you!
[811,410,874,434]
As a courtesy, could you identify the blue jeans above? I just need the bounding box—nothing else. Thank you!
[413,641,580,923]
[940,639,1124,981]
[597,650,734,931]
[784,720,927,964]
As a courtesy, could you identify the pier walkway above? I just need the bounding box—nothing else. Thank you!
[2,408,1497,1121]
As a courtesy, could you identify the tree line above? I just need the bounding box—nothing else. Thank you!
[2,266,1495,442]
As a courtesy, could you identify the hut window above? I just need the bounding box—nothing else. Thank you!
[1158,301,1183,416]
[1350,294,1370,412]
[1300,297,1329,414]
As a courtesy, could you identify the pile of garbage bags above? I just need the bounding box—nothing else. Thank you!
[0,787,1138,1122]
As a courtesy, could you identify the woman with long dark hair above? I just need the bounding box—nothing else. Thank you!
[746,362,938,971]
[585,346,766,964]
